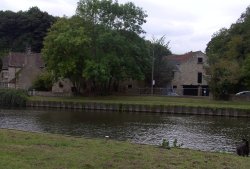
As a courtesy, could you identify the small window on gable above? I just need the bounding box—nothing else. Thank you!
[198,57,203,64]
[2,72,8,78]
[128,84,132,89]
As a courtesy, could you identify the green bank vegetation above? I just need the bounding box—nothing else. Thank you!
[29,95,250,110]
[0,89,28,107]
[0,129,249,169]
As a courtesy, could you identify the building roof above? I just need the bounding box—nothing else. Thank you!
[166,51,204,64]
[2,52,44,69]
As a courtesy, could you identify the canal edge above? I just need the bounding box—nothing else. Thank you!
[26,100,250,118]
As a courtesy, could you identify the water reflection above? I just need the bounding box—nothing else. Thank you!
[0,108,249,153]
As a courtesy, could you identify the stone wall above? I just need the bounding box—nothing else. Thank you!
[26,100,250,118]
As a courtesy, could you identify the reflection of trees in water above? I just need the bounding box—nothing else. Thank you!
[1,109,250,152]
[35,109,167,138]
[37,109,165,124]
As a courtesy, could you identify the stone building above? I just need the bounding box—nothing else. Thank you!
[0,50,44,90]
[166,51,209,96]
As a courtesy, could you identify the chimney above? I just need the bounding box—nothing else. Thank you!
[26,46,32,55]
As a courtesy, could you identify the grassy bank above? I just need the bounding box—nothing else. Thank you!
[30,96,250,110]
[0,129,249,169]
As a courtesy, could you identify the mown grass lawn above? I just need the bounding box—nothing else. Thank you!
[0,129,249,169]
[29,95,250,110]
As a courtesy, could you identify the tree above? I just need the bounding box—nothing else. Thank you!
[206,6,250,99]
[207,59,240,100]
[43,0,150,95]
[242,54,250,88]
[0,7,57,53]
[76,0,150,94]
[42,17,90,93]
[146,36,173,87]
[32,71,53,91]
[76,0,147,34]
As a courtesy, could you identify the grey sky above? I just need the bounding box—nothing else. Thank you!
[0,0,249,54]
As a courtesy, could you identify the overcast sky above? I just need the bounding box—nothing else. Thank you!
[0,0,249,54]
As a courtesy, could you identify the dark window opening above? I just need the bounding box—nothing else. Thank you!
[198,72,202,84]
[172,71,175,78]
[128,84,132,89]
[59,81,64,88]
[183,85,198,96]
[198,57,203,64]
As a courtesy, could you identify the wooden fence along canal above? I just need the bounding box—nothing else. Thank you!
[26,100,250,118]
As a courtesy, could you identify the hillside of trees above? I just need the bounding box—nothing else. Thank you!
[0,7,57,53]
[206,6,250,100]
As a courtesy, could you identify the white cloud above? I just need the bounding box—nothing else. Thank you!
[0,0,249,54]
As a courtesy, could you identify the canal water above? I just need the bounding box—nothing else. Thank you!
[0,108,249,153]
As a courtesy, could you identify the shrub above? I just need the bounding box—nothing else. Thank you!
[161,138,183,149]
[161,139,170,149]
[32,72,53,91]
[0,89,28,107]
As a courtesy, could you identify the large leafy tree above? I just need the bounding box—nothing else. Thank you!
[43,0,150,94]
[0,7,56,53]
[42,17,90,93]
[76,0,149,94]
[76,0,147,34]
[206,6,250,99]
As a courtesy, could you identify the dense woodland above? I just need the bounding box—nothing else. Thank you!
[206,6,250,99]
[0,7,57,53]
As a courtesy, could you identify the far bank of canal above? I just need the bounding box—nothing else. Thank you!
[26,100,250,117]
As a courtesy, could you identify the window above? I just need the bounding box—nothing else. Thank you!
[128,84,132,89]
[2,72,8,79]
[198,57,203,64]
[172,71,175,78]
[198,72,202,84]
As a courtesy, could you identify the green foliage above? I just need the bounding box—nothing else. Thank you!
[0,89,28,107]
[32,72,53,91]
[76,0,147,34]
[207,59,240,100]
[173,138,184,148]
[43,0,150,95]
[161,139,170,149]
[242,55,250,88]
[206,6,250,99]
[146,36,173,87]
[42,16,89,93]
[161,138,183,149]
[0,7,57,53]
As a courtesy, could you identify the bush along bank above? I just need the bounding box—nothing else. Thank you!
[0,89,28,107]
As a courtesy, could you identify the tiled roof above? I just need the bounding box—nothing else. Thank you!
[2,52,44,69]
[166,51,199,64]
[8,53,26,67]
